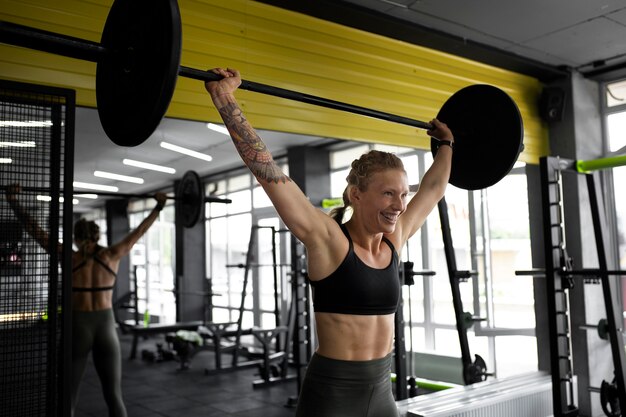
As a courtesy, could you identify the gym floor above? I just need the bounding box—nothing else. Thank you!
[74,332,298,417]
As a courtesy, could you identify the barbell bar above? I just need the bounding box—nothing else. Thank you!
[0,0,525,190]
[2,171,229,228]
[0,19,433,132]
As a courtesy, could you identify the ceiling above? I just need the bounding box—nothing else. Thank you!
[338,0,626,73]
[71,108,334,212]
[262,0,626,80]
[70,0,626,211]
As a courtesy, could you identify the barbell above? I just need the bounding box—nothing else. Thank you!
[2,171,229,228]
[0,0,525,190]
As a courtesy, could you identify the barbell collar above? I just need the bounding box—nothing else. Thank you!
[0,21,106,63]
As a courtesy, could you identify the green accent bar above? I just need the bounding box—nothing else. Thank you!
[322,198,343,209]
[576,154,626,173]
[390,373,457,392]
[414,378,457,392]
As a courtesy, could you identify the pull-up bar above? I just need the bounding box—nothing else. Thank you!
[576,154,626,173]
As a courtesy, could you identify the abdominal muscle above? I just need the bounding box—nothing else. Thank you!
[314,311,395,361]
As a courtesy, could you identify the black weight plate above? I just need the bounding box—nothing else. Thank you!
[96,0,181,147]
[176,170,204,228]
[431,85,524,190]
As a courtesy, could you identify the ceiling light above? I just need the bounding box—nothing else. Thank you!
[0,141,36,148]
[160,141,213,162]
[206,123,230,135]
[123,158,176,174]
[73,181,119,192]
[0,158,12,163]
[0,120,52,127]
[94,170,144,184]
[74,194,98,199]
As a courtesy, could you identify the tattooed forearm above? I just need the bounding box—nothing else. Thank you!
[218,102,291,184]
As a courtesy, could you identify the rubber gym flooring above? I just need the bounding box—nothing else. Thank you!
[74,332,298,417]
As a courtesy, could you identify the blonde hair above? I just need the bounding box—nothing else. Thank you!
[329,150,405,224]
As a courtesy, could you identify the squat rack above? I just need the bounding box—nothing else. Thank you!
[518,155,626,417]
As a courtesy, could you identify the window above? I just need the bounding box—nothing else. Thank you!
[607,112,626,152]
[606,79,626,108]
[616,167,626,270]
[604,79,626,317]
[128,201,175,324]
[205,164,291,344]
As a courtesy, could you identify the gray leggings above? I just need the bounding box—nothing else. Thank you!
[71,309,127,417]
[295,353,399,417]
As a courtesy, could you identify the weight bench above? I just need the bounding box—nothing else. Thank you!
[126,320,204,360]
[181,323,288,380]
[250,326,292,388]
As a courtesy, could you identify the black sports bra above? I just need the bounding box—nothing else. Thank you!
[309,224,400,315]
[72,249,117,292]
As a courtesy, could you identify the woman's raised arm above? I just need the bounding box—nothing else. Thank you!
[205,68,336,246]
[5,183,63,255]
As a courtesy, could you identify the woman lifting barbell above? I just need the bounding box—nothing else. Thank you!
[205,67,453,417]
[5,184,167,417]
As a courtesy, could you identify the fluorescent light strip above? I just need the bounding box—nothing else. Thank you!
[0,158,12,163]
[0,120,52,127]
[123,158,176,174]
[160,141,213,162]
[94,170,144,184]
[36,195,79,204]
[206,123,230,135]
[0,312,42,323]
[74,194,98,199]
[0,141,36,148]
[73,181,119,192]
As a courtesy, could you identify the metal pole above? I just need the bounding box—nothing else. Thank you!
[0,21,105,62]
[0,185,231,203]
[178,66,435,131]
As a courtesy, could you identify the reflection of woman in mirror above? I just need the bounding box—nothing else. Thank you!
[6,184,166,417]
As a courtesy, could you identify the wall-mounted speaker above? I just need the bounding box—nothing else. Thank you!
[539,87,566,122]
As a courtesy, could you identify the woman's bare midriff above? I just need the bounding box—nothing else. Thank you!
[314,312,395,361]
[72,291,114,312]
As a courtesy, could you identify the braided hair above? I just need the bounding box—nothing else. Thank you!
[329,150,405,224]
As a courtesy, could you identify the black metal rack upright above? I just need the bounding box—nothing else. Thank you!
[539,156,626,417]
[286,235,312,407]
[539,156,579,416]
[437,197,489,385]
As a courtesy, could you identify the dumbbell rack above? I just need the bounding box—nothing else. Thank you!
[539,156,626,416]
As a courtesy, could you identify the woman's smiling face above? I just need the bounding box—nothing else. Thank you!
[352,168,409,233]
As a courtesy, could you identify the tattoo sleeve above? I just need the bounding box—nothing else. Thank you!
[217,102,291,184]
